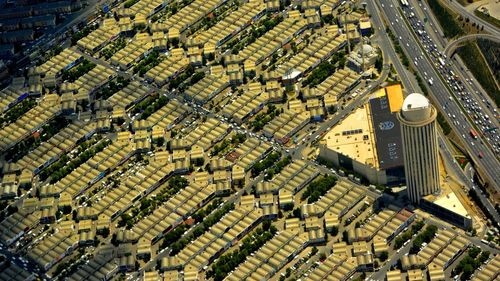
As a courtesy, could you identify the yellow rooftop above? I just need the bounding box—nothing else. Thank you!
[428,190,469,218]
[385,84,404,113]
[321,105,377,167]
[373,88,386,98]
[372,84,403,112]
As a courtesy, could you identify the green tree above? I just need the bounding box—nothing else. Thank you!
[478,251,490,263]
[301,176,337,203]
[140,198,152,210]
[153,137,165,147]
[468,246,481,259]
[379,251,388,262]
[461,264,474,281]
[101,227,110,238]
[311,246,318,255]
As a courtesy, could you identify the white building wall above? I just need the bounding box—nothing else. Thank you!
[398,96,439,203]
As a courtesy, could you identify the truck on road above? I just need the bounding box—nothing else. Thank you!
[469,128,478,139]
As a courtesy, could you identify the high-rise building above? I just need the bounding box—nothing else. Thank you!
[397,93,439,203]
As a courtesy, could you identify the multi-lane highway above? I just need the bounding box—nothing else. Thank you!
[397,1,500,148]
[400,0,500,177]
[410,0,500,133]
[365,0,500,225]
[375,0,500,191]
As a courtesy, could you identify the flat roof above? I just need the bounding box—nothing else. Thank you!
[322,105,377,167]
[372,88,386,98]
[385,84,404,113]
[359,20,372,29]
[369,95,404,169]
[432,191,469,217]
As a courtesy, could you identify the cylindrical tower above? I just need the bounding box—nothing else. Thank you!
[397,93,439,203]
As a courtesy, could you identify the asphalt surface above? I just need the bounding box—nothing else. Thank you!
[367,0,419,92]
[376,0,500,223]
[407,0,500,225]
[4,0,499,279]
[368,235,415,281]
[376,0,500,192]
[444,33,500,57]
[364,1,497,278]
[368,0,470,190]
[411,0,500,205]
[412,0,500,132]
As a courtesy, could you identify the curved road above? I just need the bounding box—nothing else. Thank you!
[444,33,500,57]
[410,0,500,137]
